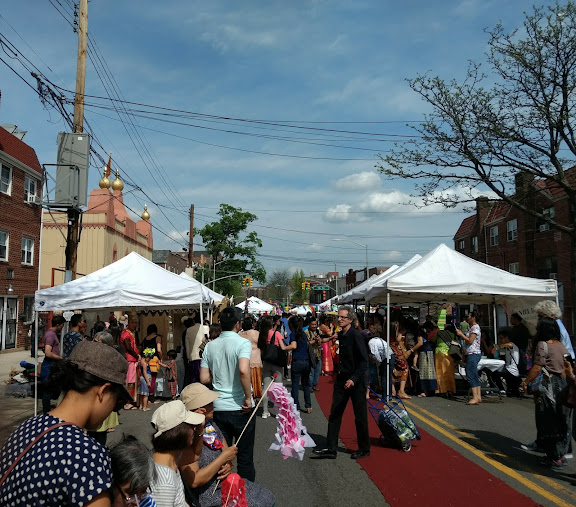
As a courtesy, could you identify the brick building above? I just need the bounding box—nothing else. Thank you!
[454,172,575,331]
[153,249,187,274]
[0,127,43,350]
[41,188,153,287]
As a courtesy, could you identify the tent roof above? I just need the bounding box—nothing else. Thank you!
[178,272,224,303]
[344,255,422,303]
[235,296,274,313]
[35,252,223,311]
[367,244,557,304]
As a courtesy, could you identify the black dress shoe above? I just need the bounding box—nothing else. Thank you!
[311,448,337,459]
[351,450,370,459]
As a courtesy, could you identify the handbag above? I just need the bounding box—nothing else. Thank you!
[263,332,287,367]
[449,341,463,362]
[558,376,576,408]
[527,342,549,394]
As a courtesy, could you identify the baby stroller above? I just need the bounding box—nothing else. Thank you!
[367,386,421,452]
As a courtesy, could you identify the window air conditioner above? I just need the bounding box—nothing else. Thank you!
[549,273,558,279]
[26,194,40,205]
[539,223,550,232]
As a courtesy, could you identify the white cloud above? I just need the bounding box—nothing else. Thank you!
[304,242,325,252]
[324,204,352,223]
[333,172,381,191]
[383,250,403,261]
[200,25,280,53]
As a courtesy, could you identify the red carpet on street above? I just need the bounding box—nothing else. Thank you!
[315,375,538,507]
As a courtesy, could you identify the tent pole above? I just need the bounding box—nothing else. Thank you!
[386,292,390,398]
[492,299,498,345]
[34,312,38,416]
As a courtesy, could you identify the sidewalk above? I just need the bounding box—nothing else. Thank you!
[0,349,42,444]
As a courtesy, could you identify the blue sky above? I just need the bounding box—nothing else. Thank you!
[0,0,557,280]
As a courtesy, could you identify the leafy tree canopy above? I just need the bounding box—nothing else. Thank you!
[195,204,265,296]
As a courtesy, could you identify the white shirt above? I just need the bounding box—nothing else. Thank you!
[186,323,207,361]
[503,343,520,377]
[368,337,393,362]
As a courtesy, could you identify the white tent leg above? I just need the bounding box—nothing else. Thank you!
[34,313,38,416]
[386,292,391,398]
[492,300,498,345]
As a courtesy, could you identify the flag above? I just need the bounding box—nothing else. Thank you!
[104,153,112,177]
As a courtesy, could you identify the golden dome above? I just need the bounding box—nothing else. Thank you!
[98,171,111,189]
[141,204,150,221]
[111,169,124,192]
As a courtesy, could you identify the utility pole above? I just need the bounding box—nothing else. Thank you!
[188,204,194,268]
[64,0,88,282]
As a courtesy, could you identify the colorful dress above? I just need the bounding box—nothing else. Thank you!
[391,341,409,381]
[319,323,334,373]
[434,329,456,393]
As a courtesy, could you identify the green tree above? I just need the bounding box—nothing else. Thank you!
[290,269,307,304]
[377,2,576,326]
[196,204,266,296]
[265,269,291,303]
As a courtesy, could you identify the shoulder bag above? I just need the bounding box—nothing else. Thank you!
[262,331,287,367]
[527,342,549,394]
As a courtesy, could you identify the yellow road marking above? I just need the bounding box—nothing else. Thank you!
[404,401,573,507]
[406,402,576,503]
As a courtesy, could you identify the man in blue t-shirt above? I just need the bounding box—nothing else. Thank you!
[201,307,255,481]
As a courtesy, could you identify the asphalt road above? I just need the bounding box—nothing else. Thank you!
[107,389,388,507]
[403,393,576,507]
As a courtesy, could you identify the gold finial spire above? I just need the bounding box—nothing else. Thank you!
[141,204,150,221]
[111,168,124,191]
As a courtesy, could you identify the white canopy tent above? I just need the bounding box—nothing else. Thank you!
[236,296,274,314]
[337,255,424,304]
[366,244,557,305]
[35,252,224,311]
[290,305,312,316]
[33,252,226,414]
[364,244,558,398]
[178,271,225,305]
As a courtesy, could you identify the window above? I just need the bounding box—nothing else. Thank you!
[536,256,558,279]
[458,240,465,250]
[507,219,518,241]
[0,231,8,261]
[538,207,555,232]
[1,165,12,195]
[509,262,520,275]
[21,237,34,265]
[24,177,37,201]
[471,236,478,253]
[490,226,499,246]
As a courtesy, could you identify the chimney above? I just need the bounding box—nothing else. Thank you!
[475,196,491,225]
[514,172,534,198]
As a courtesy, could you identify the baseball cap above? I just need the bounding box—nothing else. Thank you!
[181,383,220,411]
[69,340,131,400]
[151,400,205,438]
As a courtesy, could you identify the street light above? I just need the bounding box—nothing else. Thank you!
[212,258,227,290]
[332,238,368,279]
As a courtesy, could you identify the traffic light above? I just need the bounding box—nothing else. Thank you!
[301,282,306,290]
[306,282,311,290]
[322,290,327,300]
[248,277,253,287]
[242,277,248,287]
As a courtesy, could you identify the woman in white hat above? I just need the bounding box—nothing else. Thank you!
[149,401,205,507]
[180,383,275,507]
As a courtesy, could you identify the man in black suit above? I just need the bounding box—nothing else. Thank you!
[312,305,370,460]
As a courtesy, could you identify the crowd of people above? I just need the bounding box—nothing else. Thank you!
[2,299,576,505]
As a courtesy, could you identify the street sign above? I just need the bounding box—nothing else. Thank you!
[313,286,330,290]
